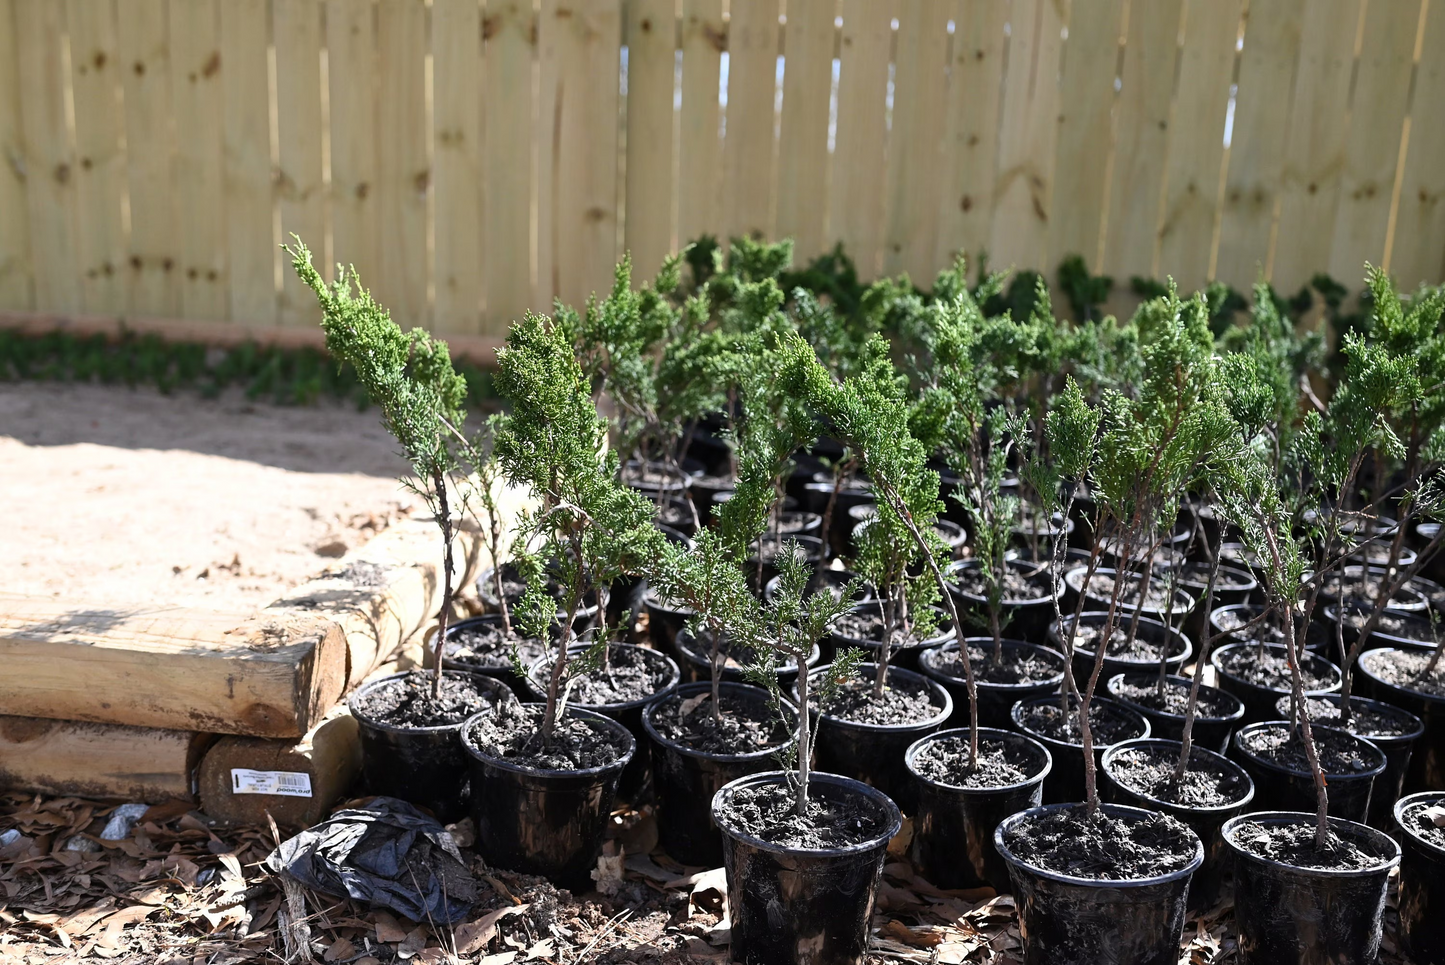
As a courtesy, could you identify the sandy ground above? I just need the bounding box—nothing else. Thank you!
[0,382,421,611]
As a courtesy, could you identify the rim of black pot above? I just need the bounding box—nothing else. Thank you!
[1221,810,1401,877]
[1358,648,1445,703]
[831,604,955,651]
[459,705,635,779]
[711,770,902,857]
[527,643,681,713]
[1210,641,1343,692]
[1053,613,1194,669]
[1321,565,1430,611]
[674,628,817,676]
[762,569,874,605]
[747,533,826,563]
[642,681,799,764]
[851,513,969,549]
[1063,566,1197,615]
[905,726,1053,794]
[1394,791,1445,855]
[1324,604,1440,650]
[478,564,601,621]
[947,558,1062,607]
[1105,673,1246,725]
[655,523,695,548]
[642,584,696,617]
[1171,561,1259,596]
[1269,692,1425,742]
[994,802,1204,887]
[348,670,517,735]
[1101,738,1255,815]
[795,662,954,731]
[1231,720,1388,781]
[1208,603,1278,639]
[1012,510,1075,541]
[1009,695,1152,748]
[920,639,1066,690]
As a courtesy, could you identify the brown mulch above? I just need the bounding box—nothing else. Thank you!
[0,792,1414,965]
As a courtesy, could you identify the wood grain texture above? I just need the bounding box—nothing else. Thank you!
[375,0,429,326]
[67,0,131,315]
[219,0,276,325]
[481,0,536,333]
[883,0,951,281]
[169,0,229,320]
[775,0,835,263]
[274,0,326,326]
[830,0,892,276]
[433,0,484,335]
[1155,0,1241,291]
[197,710,359,826]
[327,0,380,286]
[0,716,211,803]
[624,0,678,276]
[936,0,1005,272]
[0,0,31,309]
[1391,0,1445,288]
[678,0,724,251]
[721,0,780,242]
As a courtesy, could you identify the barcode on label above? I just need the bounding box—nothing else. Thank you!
[230,768,313,798]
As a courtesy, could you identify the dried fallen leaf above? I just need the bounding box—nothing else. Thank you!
[323,937,356,962]
[592,850,626,896]
[524,937,554,960]
[479,953,517,965]
[678,693,711,716]
[397,925,429,959]
[373,910,409,943]
[455,904,531,955]
[880,919,944,949]
[1424,805,1445,828]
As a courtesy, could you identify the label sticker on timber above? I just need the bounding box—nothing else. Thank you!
[230,768,313,798]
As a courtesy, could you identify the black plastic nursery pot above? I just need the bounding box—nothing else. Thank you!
[643,683,797,868]
[641,585,694,650]
[1222,811,1400,965]
[994,803,1203,965]
[1209,642,1342,723]
[713,771,901,965]
[796,663,952,812]
[906,727,1051,892]
[1319,564,1432,614]
[348,670,518,823]
[478,562,600,630]
[762,568,872,607]
[849,504,968,559]
[621,458,694,500]
[1101,738,1254,913]
[1172,561,1258,643]
[609,524,692,627]
[1271,692,1424,829]
[1050,612,1193,683]
[1105,673,1246,754]
[1324,603,1441,653]
[1229,721,1386,824]
[827,604,953,672]
[1208,603,1333,655]
[1357,647,1445,792]
[460,706,634,892]
[436,614,549,699]
[672,628,819,690]
[918,638,1066,729]
[746,534,826,591]
[1009,696,1151,804]
[1394,792,1445,965]
[1062,566,1197,625]
[948,559,1062,643]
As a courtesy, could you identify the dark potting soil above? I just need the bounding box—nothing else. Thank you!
[1172,561,1255,590]
[1217,646,1337,691]
[352,671,505,728]
[657,501,695,529]
[445,622,548,670]
[551,646,672,707]
[678,631,801,674]
[933,644,1061,684]
[1230,819,1388,871]
[1365,648,1445,697]
[1081,573,1187,611]
[622,465,687,488]
[913,735,1039,788]
[1399,798,1445,850]
[815,671,945,726]
[1003,806,1197,880]
[718,781,890,850]
[649,691,788,755]
[1108,743,1249,808]
[1341,609,1440,643]
[1016,699,1143,746]
[1321,570,1423,610]
[1238,723,1377,775]
[1111,676,1236,719]
[1293,695,1415,738]
[750,535,819,565]
[774,511,820,535]
[833,609,944,647]
[466,703,630,770]
[1063,618,1181,661]
[952,566,1051,602]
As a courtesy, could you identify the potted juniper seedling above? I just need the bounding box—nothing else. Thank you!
[457,312,667,890]
[287,241,517,822]
[711,546,898,965]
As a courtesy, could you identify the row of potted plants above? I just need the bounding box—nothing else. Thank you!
[286,237,1444,965]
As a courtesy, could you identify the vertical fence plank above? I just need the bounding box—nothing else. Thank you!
[1327,0,1421,283]
[481,0,535,332]
[219,0,275,324]
[275,0,325,325]
[1048,0,1124,270]
[170,0,228,320]
[67,0,130,315]
[775,0,834,263]
[0,0,30,309]
[374,0,428,324]
[327,0,379,285]
[1214,0,1303,290]
[830,0,891,276]
[678,0,723,252]
[1269,0,1360,295]
[540,0,621,309]
[625,0,677,277]
[936,0,1005,272]
[15,0,78,313]
[433,0,484,334]
[1102,0,1183,284]
[722,0,780,243]
[1391,1,1445,289]
[883,0,950,281]
[1155,0,1240,292]
[990,0,1069,273]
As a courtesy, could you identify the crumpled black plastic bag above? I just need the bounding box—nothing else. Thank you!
[265,796,477,924]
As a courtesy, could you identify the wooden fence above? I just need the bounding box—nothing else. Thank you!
[1,0,1442,343]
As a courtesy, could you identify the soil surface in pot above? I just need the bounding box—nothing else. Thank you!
[1217,646,1337,690]
[621,464,687,489]
[937,644,1061,684]
[1364,649,1445,697]
[1398,798,1445,849]
[815,672,945,726]
[717,781,890,849]
[833,609,945,647]
[1016,699,1142,745]
[649,691,788,755]
[1339,609,1439,643]
[466,703,630,770]
[952,565,1051,601]
[445,622,548,670]
[1078,572,1187,610]
[913,735,1039,788]
[1109,744,1249,807]
[1238,724,1377,774]
[656,501,695,530]
[1321,570,1424,609]
[1111,676,1236,718]
[1003,806,1196,879]
[1230,819,1387,871]
[749,535,819,565]
[1292,695,1415,737]
[554,647,672,706]
[771,511,819,535]
[678,631,802,675]
[1063,618,1182,661]
[1172,561,1255,591]
[352,671,505,728]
